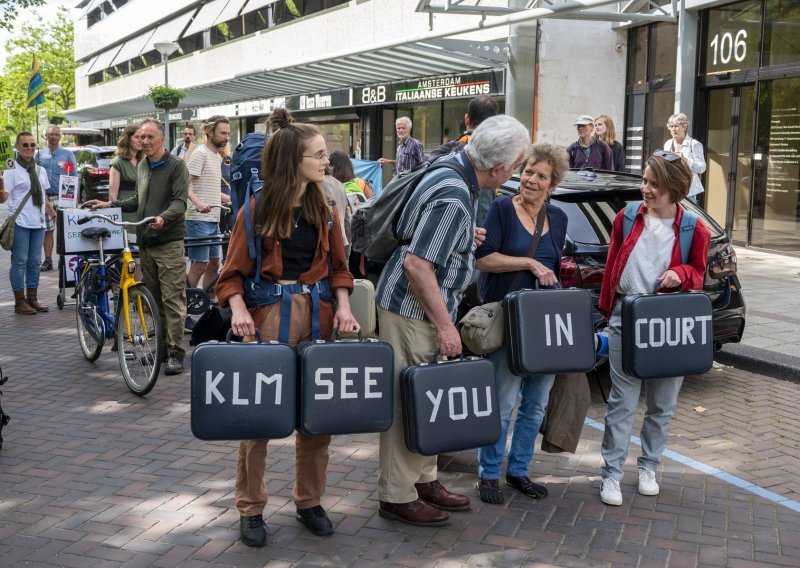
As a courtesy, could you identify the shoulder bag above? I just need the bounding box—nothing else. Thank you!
[460,203,546,355]
[0,188,35,251]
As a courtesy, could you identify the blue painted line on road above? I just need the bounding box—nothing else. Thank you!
[584,417,800,513]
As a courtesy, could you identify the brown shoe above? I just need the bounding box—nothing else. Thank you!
[26,289,49,312]
[378,499,449,527]
[415,480,470,511]
[13,291,36,315]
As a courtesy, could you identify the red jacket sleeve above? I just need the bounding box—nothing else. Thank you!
[327,207,354,293]
[672,216,710,292]
[599,208,626,318]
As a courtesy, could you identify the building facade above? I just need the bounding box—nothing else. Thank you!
[68,0,800,254]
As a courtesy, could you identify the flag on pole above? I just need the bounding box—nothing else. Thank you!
[27,55,46,108]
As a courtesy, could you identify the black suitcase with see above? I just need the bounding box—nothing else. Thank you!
[296,336,394,436]
[190,333,296,440]
[621,291,713,379]
[400,354,500,456]
[503,287,596,376]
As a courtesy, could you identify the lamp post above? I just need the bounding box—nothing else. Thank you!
[4,102,12,124]
[47,84,63,115]
[153,41,179,149]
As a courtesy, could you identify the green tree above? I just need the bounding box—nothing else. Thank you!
[0,5,75,134]
[0,0,46,32]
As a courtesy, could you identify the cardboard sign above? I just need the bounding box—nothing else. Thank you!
[0,135,13,170]
[60,207,124,254]
[58,175,79,208]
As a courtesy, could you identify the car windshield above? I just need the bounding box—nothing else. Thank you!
[96,150,115,168]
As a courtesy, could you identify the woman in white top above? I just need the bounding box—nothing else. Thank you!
[664,112,706,203]
[1,132,54,314]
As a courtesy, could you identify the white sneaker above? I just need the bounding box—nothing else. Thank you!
[600,477,622,506]
[638,467,660,496]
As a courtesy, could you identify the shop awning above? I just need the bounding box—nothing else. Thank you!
[150,11,195,44]
[184,0,227,36]
[65,38,508,122]
[87,45,122,74]
[110,28,157,67]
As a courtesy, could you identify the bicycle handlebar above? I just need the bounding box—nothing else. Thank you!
[77,214,158,227]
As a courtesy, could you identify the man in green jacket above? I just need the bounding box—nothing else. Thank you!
[87,118,189,375]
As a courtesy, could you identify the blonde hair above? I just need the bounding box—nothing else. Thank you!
[594,114,618,146]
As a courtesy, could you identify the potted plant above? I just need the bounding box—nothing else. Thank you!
[48,113,65,125]
[147,85,187,111]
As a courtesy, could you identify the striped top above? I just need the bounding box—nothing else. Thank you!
[395,136,425,174]
[376,152,478,321]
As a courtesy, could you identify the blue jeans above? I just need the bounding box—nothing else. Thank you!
[10,224,45,292]
[185,220,221,262]
[477,343,556,479]
[600,302,684,481]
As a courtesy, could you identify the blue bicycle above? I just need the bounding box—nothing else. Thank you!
[74,214,164,396]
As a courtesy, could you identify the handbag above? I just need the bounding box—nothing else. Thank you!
[460,204,546,355]
[0,189,35,251]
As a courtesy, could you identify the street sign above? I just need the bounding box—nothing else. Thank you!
[38,108,48,122]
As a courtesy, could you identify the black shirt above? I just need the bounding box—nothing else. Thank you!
[280,209,316,279]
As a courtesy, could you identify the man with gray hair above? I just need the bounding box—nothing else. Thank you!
[378,116,425,175]
[375,114,530,527]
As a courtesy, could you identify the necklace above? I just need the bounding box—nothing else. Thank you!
[293,208,302,229]
[516,195,541,225]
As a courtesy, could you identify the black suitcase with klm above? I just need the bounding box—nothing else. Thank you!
[400,354,500,456]
[190,333,296,440]
[621,291,713,379]
[503,287,596,376]
[296,336,394,436]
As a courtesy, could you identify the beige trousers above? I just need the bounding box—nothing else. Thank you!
[377,307,439,503]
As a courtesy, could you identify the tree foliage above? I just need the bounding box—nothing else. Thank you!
[0,0,46,32]
[0,5,75,135]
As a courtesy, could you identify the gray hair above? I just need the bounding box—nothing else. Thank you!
[667,112,689,130]
[466,115,530,171]
[395,116,412,128]
[140,117,165,136]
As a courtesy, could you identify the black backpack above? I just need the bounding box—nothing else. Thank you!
[0,367,10,451]
[230,132,267,216]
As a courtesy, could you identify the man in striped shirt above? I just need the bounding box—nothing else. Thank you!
[378,117,425,175]
[375,115,531,527]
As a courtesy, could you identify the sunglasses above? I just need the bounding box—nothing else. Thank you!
[653,150,680,162]
[20,142,36,148]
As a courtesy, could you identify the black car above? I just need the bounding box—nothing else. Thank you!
[67,146,116,202]
[498,169,746,349]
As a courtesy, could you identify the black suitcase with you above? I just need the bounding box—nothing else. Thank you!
[621,291,714,379]
[400,353,500,456]
[296,334,394,436]
[190,331,296,440]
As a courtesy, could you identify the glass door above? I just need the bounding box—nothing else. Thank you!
[704,85,755,243]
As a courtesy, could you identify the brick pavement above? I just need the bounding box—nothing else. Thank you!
[1,259,800,567]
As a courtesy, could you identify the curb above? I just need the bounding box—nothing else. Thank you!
[715,343,800,383]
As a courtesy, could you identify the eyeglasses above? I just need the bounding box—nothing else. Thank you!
[302,151,329,161]
[653,150,681,162]
[20,143,36,148]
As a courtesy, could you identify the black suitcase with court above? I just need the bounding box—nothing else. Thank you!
[621,291,713,379]
[400,354,500,456]
[503,287,596,376]
[190,332,296,440]
[296,336,394,436]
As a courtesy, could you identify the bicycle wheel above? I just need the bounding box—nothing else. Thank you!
[75,271,105,361]
[117,284,163,396]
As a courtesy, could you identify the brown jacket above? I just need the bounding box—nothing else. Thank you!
[216,199,354,310]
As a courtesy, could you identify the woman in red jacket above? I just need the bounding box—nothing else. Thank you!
[597,151,710,507]
[216,108,359,546]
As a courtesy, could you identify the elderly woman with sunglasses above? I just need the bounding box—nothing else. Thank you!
[597,151,710,507]
[664,112,706,203]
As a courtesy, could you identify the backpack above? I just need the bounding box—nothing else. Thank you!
[622,201,698,264]
[350,159,470,262]
[230,132,267,216]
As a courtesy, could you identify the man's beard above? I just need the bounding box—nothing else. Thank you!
[212,138,226,149]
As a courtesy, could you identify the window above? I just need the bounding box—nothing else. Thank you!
[764,0,800,67]
[702,0,762,75]
[628,26,647,86]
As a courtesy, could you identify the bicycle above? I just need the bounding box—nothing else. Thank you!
[185,204,231,315]
[74,213,164,396]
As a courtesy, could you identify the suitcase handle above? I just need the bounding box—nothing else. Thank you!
[331,326,364,342]
[429,349,465,364]
[224,329,264,343]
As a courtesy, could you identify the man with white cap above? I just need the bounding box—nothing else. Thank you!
[567,114,614,171]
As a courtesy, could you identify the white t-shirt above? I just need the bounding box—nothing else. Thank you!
[2,162,50,229]
[185,144,222,222]
[618,215,675,295]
